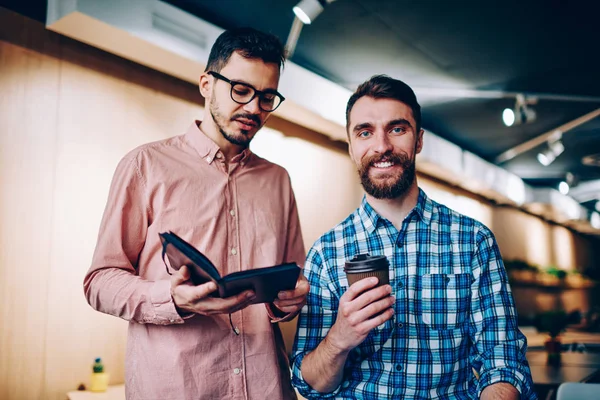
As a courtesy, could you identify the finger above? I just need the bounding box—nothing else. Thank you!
[273,304,300,314]
[197,290,256,314]
[273,297,305,309]
[355,307,395,333]
[278,275,309,300]
[351,295,395,324]
[343,277,380,302]
[351,284,392,311]
[186,280,218,301]
[171,265,191,286]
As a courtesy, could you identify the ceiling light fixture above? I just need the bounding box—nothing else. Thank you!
[287,0,336,57]
[591,212,600,230]
[558,181,570,195]
[536,130,564,166]
[502,108,515,126]
[503,94,537,127]
[293,0,325,24]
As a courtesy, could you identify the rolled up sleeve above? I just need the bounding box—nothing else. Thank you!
[291,248,344,399]
[469,226,536,398]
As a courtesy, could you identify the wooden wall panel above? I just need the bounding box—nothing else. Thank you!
[0,40,60,400]
[42,47,204,400]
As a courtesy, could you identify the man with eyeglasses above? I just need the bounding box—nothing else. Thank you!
[85,27,309,400]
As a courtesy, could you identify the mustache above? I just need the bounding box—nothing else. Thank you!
[365,151,410,167]
[231,113,261,125]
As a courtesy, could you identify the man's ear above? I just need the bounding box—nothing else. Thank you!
[415,129,424,154]
[199,72,212,98]
[347,138,357,164]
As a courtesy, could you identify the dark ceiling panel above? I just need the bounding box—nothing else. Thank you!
[164,0,600,212]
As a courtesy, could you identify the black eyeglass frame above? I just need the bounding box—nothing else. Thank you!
[207,71,285,112]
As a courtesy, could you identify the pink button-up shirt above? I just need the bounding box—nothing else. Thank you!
[84,121,306,400]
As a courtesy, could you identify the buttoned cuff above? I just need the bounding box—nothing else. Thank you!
[291,353,342,399]
[149,280,187,325]
[477,367,528,398]
[265,302,297,323]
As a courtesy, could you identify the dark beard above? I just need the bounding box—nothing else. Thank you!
[210,97,260,147]
[358,151,416,199]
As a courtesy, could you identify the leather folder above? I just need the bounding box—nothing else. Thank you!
[159,231,300,304]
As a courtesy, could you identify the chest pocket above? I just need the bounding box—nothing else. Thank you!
[421,273,471,330]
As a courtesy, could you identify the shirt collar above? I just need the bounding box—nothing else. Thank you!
[184,120,253,165]
[358,188,433,234]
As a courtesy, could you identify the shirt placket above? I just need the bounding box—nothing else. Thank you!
[225,159,248,400]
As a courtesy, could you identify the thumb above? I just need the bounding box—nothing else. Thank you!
[180,265,191,281]
[171,265,191,286]
[192,281,218,300]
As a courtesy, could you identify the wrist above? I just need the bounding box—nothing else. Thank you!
[324,330,352,357]
[171,295,193,318]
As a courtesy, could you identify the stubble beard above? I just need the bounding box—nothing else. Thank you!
[209,96,261,148]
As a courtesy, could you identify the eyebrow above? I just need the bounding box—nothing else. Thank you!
[386,118,413,130]
[352,122,374,134]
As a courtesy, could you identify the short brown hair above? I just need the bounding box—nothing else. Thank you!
[205,27,286,73]
[346,75,421,134]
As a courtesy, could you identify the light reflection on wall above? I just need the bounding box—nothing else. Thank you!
[419,178,492,227]
[251,127,362,247]
[525,214,552,267]
[552,225,576,270]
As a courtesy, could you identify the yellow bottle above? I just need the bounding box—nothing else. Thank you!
[90,357,109,392]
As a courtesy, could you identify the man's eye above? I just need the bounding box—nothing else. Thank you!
[358,131,371,138]
[233,86,251,96]
[261,94,275,104]
[391,127,405,134]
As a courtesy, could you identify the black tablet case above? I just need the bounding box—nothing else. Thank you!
[159,231,300,304]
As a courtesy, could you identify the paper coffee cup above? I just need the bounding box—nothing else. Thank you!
[344,254,389,287]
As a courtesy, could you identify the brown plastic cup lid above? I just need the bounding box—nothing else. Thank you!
[344,253,389,273]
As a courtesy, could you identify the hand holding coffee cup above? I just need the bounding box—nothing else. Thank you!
[326,254,394,352]
[344,254,389,287]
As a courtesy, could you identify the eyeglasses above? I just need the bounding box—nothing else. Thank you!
[207,71,285,112]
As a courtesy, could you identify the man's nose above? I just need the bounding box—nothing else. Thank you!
[373,132,393,153]
[242,96,261,114]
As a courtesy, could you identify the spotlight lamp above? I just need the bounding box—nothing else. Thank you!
[558,181,569,195]
[503,94,537,127]
[293,0,326,24]
[591,212,600,230]
[536,130,564,166]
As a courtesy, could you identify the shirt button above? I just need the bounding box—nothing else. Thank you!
[398,281,403,288]
[233,368,241,375]
[230,210,235,216]
[395,364,403,371]
[234,327,240,335]
[215,152,222,159]
[397,322,404,328]
[231,248,237,255]
[206,156,212,163]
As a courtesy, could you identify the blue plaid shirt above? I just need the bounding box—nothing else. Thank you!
[291,189,536,399]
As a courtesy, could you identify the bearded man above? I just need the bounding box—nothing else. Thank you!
[290,75,536,399]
